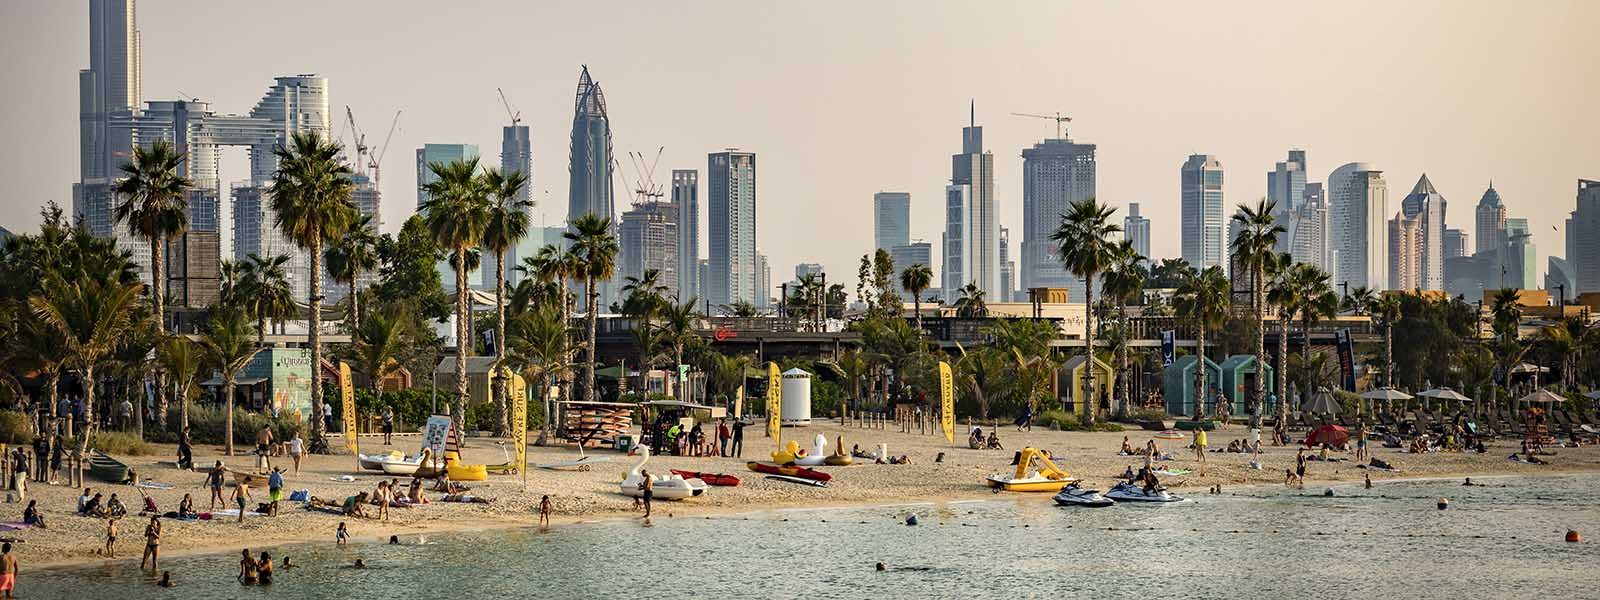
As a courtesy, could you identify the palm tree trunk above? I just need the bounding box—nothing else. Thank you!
[913,295,922,333]
[454,250,470,439]
[494,251,509,436]
[350,279,361,332]
[1117,304,1130,420]
[1195,329,1208,420]
[179,381,191,433]
[584,275,598,404]
[45,372,59,483]
[1083,281,1096,425]
[1385,324,1394,387]
[1276,314,1289,423]
[224,375,236,456]
[1299,315,1313,423]
[309,235,327,452]
[1252,268,1266,427]
[77,364,97,488]
[256,311,266,348]
[562,287,575,406]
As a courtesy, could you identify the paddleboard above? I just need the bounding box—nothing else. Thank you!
[765,474,829,488]
[537,456,611,471]
[1151,468,1192,476]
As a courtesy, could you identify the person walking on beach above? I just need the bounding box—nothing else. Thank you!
[335,522,349,545]
[639,470,654,518]
[103,517,118,557]
[717,419,730,457]
[206,461,226,510]
[234,480,253,523]
[177,429,193,471]
[1355,423,1369,462]
[539,495,552,527]
[255,426,274,471]
[731,420,746,458]
[141,516,161,574]
[288,431,303,474]
[1295,448,1308,482]
[267,468,284,517]
[381,406,395,446]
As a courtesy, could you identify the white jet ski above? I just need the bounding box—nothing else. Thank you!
[1053,483,1114,507]
[1104,481,1184,503]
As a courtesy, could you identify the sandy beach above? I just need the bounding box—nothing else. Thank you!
[9,420,1598,571]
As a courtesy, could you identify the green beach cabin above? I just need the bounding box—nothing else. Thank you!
[1217,354,1275,416]
[1163,355,1221,417]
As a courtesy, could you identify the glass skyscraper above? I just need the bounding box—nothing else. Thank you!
[1020,135,1095,299]
[1330,162,1388,290]
[1181,154,1226,273]
[708,151,757,308]
[567,66,615,304]
[874,191,911,252]
[673,170,699,301]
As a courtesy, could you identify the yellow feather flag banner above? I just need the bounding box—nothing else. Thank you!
[766,362,782,443]
[939,361,955,443]
[339,362,358,456]
[510,370,528,483]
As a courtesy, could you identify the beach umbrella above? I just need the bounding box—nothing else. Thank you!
[1417,387,1471,412]
[1517,389,1565,405]
[1583,390,1600,400]
[1302,387,1341,416]
[1305,424,1349,448]
[1359,386,1412,413]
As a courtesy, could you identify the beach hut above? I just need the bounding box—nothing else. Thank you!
[1058,355,1113,413]
[1217,355,1276,416]
[1162,355,1222,417]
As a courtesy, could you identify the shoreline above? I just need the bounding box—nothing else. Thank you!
[12,423,1600,574]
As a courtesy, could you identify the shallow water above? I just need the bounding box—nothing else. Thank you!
[26,475,1600,598]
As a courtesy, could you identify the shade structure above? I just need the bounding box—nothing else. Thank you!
[1359,387,1414,401]
[1583,390,1600,400]
[1305,424,1350,448]
[1417,387,1472,410]
[1517,389,1566,404]
[1301,387,1341,415]
[1509,362,1550,374]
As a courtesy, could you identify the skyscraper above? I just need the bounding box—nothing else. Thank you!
[794,263,824,280]
[1573,180,1600,293]
[1181,154,1226,272]
[1020,127,1094,298]
[1502,218,1537,290]
[1398,174,1447,290]
[499,123,532,286]
[1329,162,1388,290]
[891,242,934,301]
[325,173,381,305]
[755,251,771,309]
[953,104,999,299]
[1267,150,1308,256]
[1475,184,1506,255]
[874,192,911,253]
[708,151,757,307]
[1388,212,1423,291]
[1443,228,1469,259]
[1123,203,1151,259]
[1289,182,1331,271]
[618,200,679,296]
[568,66,616,304]
[672,170,699,300]
[416,144,481,208]
[74,0,141,261]
[942,183,971,302]
[998,227,1016,302]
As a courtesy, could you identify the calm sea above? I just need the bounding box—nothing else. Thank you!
[26,474,1600,599]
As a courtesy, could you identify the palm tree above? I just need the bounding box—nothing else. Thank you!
[349,310,408,396]
[325,215,379,331]
[1174,266,1229,419]
[113,139,193,432]
[30,276,145,485]
[1372,295,1402,388]
[505,305,571,445]
[269,131,358,452]
[1263,253,1295,419]
[1285,265,1337,424]
[1343,286,1376,315]
[899,264,933,333]
[953,283,988,318]
[1101,239,1146,419]
[521,244,578,405]
[1051,197,1121,424]
[482,168,530,435]
[218,259,243,308]
[1229,198,1283,426]
[240,253,296,344]
[157,335,204,432]
[564,214,619,405]
[200,307,260,456]
[657,297,700,397]
[113,140,192,335]
[419,157,490,437]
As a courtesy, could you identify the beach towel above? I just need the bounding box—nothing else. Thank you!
[289,489,310,502]
[135,480,175,490]
[0,522,32,532]
[1152,468,1192,476]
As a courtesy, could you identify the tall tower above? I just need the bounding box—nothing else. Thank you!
[568,66,616,303]
[1475,184,1506,256]
[1181,154,1226,272]
[708,151,757,308]
[1389,212,1423,290]
[1020,120,1095,299]
[672,169,699,301]
[499,124,532,285]
[1329,162,1388,290]
[954,103,999,298]
[874,192,911,253]
[1399,174,1447,290]
[1573,180,1600,293]
[619,201,679,295]
[74,0,143,279]
[1123,202,1151,259]
[998,227,1015,302]
[1268,150,1310,257]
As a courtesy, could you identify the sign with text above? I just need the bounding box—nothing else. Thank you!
[339,362,357,456]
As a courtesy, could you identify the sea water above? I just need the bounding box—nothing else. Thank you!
[26,475,1600,598]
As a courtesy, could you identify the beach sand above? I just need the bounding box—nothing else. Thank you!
[8,420,1597,570]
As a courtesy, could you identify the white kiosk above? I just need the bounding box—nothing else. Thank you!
[780,368,813,425]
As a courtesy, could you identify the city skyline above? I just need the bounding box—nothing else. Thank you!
[3,1,1598,295]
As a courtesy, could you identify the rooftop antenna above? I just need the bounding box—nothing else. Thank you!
[1010,111,1073,139]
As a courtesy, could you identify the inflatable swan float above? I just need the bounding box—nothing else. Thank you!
[619,447,709,500]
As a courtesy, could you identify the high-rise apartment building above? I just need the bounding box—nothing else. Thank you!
[498,124,532,286]
[1443,228,1469,259]
[1267,150,1308,256]
[1389,212,1424,290]
[999,227,1016,302]
[952,105,999,299]
[74,0,141,267]
[1502,218,1537,290]
[672,170,699,300]
[568,66,616,304]
[891,242,934,302]
[1289,182,1331,272]
[794,263,824,280]
[416,144,481,207]
[1398,174,1447,290]
[1123,203,1151,259]
[1573,180,1600,293]
[755,252,771,309]
[942,183,973,302]
[708,151,757,307]
[874,192,911,252]
[619,201,679,296]
[1475,184,1506,255]
[1020,131,1095,298]
[325,174,382,305]
[1329,162,1388,290]
[1181,154,1226,273]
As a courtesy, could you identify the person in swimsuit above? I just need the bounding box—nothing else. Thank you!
[238,549,259,585]
[141,516,161,573]
[206,461,226,510]
[288,432,304,474]
[640,470,654,518]
[103,517,118,557]
[539,495,552,527]
[1,542,18,599]
[234,480,253,523]
[256,552,274,585]
[336,522,349,545]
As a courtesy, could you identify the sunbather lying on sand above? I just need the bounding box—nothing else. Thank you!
[440,494,494,504]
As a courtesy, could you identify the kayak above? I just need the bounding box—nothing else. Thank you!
[766,475,828,488]
[670,469,741,487]
[746,462,832,482]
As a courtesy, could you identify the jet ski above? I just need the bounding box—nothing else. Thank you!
[1053,483,1114,507]
[1104,481,1184,503]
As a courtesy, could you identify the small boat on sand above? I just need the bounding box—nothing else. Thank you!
[985,447,1074,492]
[670,469,741,486]
[746,462,832,482]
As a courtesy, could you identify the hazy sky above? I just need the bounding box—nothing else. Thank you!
[2,0,1597,292]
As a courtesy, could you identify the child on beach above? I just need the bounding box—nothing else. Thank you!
[336,522,349,545]
[104,517,118,557]
[234,480,253,523]
[539,495,552,527]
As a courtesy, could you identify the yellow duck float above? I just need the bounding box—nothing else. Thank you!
[985,447,1074,492]
[771,439,807,464]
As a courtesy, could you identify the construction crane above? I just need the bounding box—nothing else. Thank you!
[626,147,665,204]
[345,106,369,177]
[1010,111,1073,139]
[497,87,521,126]
[368,109,402,190]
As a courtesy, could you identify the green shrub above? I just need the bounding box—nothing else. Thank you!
[0,411,35,445]
[1129,408,1170,422]
[465,401,498,432]
[1038,409,1125,432]
[149,405,305,447]
[89,431,156,456]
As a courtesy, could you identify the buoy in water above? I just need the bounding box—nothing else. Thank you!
[1437,498,1449,510]
[905,515,919,526]
[1566,529,1581,543]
